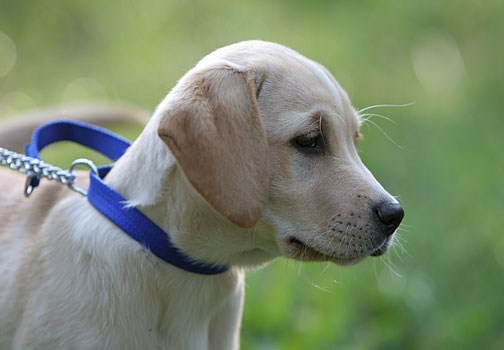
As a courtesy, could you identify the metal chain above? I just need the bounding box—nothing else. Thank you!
[0,146,96,197]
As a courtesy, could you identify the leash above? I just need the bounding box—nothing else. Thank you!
[0,146,93,197]
[0,120,228,275]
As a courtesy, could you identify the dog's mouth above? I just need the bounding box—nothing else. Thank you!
[287,237,331,260]
[285,237,362,265]
[285,235,392,264]
[370,237,392,257]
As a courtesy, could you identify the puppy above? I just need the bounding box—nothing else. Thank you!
[0,40,403,349]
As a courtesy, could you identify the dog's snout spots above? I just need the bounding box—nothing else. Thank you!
[327,214,367,238]
[321,195,401,260]
[324,207,395,260]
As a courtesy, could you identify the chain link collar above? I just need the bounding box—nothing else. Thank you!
[0,146,96,197]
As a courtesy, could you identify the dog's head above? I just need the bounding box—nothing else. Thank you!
[155,41,403,266]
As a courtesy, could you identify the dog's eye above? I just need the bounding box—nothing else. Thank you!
[292,133,324,154]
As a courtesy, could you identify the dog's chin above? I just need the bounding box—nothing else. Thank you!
[281,237,365,266]
[230,248,280,268]
[281,235,393,265]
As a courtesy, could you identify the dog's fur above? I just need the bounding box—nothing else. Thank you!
[0,40,401,349]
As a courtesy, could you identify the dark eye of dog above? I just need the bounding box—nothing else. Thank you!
[292,133,324,154]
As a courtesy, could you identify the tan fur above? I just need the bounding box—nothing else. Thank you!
[0,40,402,349]
[158,63,268,228]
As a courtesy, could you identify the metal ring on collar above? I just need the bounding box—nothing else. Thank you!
[68,158,98,196]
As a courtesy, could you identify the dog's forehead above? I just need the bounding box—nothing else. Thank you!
[199,40,359,128]
[295,58,343,105]
[286,57,359,128]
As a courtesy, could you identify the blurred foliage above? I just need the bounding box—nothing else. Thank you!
[1,0,503,349]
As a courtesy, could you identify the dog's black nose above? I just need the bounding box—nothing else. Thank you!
[375,202,404,235]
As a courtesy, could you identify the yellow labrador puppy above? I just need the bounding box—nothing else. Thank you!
[0,40,403,349]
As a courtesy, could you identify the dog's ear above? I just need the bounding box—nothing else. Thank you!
[158,64,269,228]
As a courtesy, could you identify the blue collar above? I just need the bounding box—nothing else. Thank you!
[25,120,229,275]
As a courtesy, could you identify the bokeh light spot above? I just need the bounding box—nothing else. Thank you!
[405,273,434,311]
[0,31,17,78]
[61,77,108,103]
[494,237,504,269]
[411,32,466,94]
[0,91,37,115]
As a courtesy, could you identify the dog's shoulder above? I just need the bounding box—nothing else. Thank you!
[0,170,26,227]
[0,169,75,239]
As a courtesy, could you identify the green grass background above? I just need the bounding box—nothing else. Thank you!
[1,1,503,349]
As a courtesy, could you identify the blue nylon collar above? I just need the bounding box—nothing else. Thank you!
[26,120,229,275]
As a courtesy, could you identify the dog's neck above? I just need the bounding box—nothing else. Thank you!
[103,112,279,268]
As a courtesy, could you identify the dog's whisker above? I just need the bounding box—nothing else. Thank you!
[398,223,413,229]
[362,118,403,149]
[380,254,403,278]
[296,260,304,276]
[359,112,398,125]
[320,262,331,275]
[306,277,334,294]
[396,226,410,233]
[391,234,411,258]
[358,101,415,114]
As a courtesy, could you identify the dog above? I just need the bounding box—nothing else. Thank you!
[0,40,404,349]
